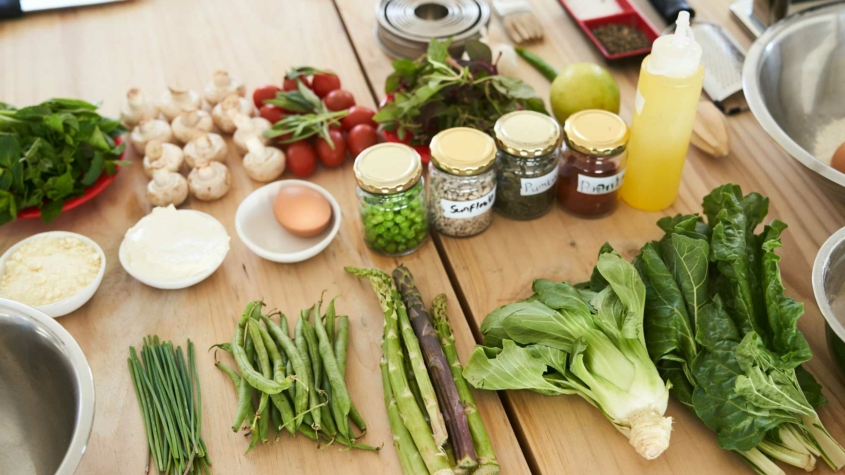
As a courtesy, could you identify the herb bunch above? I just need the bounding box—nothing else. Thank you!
[375,39,547,145]
[0,98,126,225]
[263,76,346,148]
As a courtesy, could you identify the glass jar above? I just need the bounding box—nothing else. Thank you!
[558,110,628,218]
[354,143,429,256]
[493,111,562,220]
[428,128,497,237]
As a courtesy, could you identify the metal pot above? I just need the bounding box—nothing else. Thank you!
[0,298,95,475]
[743,2,845,199]
[813,227,845,381]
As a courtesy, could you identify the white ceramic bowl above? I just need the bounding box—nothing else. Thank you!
[119,209,230,290]
[236,179,342,263]
[0,231,106,318]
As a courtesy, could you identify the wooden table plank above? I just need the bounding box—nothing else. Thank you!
[0,1,529,474]
[332,0,845,474]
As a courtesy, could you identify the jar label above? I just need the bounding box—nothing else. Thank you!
[440,187,497,219]
[577,170,626,195]
[520,169,557,196]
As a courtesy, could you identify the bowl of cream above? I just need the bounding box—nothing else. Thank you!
[119,205,230,290]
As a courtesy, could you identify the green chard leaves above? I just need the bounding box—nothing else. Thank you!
[0,98,125,225]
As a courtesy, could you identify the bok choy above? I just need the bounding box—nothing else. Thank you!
[634,184,845,474]
[463,251,673,460]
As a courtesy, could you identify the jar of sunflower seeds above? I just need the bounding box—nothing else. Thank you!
[428,127,497,237]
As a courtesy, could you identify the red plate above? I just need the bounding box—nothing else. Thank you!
[379,94,432,163]
[17,135,125,219]
[558,0,660,60]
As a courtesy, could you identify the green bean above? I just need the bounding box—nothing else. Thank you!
[256,322,287,386]
[232,310,289,395]
[296,317,322,430]
[246,320,272,422]
[270,392,297,436]
[335,316,367,434]
[301,308,322,391]
[280,316,297,408]
[262,314,309,432]
[319,372,338,438]
[232,372,252,432]
[215,362,240,388]
[271,403,282,439]
[209,342,232,354]
[259,400,270,444]
[325,297,338,345]
[311,302,352,441]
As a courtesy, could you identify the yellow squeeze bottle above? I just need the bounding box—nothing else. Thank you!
[620,11,704,211]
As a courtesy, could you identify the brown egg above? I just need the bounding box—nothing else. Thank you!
[832,141,845,174]
[273,185,332,238]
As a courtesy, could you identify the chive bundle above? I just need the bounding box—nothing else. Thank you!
[128,337,211,475]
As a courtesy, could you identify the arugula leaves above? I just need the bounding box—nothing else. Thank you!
[376,39,547,145]
[0,98,125,225]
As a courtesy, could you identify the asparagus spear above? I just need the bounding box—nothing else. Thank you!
[393,266,477,469]
[393,288,449,448]
[347,267,454,475]
[432,294,500,475]
[383,350,429,475]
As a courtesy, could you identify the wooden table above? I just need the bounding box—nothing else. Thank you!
[2,0,843,474]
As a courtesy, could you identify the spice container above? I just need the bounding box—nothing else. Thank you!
[354,143,428,256]
[429,128,497,237]
[493,111,561,220]
[558,110,628,218]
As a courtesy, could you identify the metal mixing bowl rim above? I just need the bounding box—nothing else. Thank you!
[0,298,96,475]
[812,227,845,343]
[742,1,845,189]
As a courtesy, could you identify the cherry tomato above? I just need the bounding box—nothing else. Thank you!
[347,124,379,158]
[312,73,341,98]
[341,106,377,131]
[283,76,311,92]
[286,141,318,177]
[259,104,286,124]
[324,89,355,112]
[315,129,347,168]
[253,85,281,109]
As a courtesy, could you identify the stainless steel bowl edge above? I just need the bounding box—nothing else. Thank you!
[0,298,95,475]
[813,227,845,342]
[743,1,845,196]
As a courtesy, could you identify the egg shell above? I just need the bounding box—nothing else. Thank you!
[832,141,845,174]
[273,185,332,238]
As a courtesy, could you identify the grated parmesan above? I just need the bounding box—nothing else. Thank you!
[0,236,101,306]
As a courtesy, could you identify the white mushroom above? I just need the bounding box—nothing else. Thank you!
[243,136,286,182]
[171,107,214,144]
[188,160,231,201]
[121,88,158,127]
[232,112,271,155]
[159,85,202,121]
[204,70,246,106]
[142,140,184,178]
[130,119,173,155]
[184,133,228,168]
[146,168,188,207]
[212,94,253,133]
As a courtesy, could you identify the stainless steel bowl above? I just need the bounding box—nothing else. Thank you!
[0,298,95,474]
[743,2,845,197]
[813,227,845,380]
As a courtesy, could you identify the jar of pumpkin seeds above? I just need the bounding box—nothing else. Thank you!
[354,143,429,256]
[428,127,497,237]
[493,111,562,220]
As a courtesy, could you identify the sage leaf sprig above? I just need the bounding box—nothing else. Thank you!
[264,81,347,148]
[375,38,547,145]
[0,98,126,225]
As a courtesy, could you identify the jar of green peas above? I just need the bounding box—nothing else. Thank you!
[354,143,428,256]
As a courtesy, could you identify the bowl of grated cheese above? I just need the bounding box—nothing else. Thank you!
[0,231,106,318]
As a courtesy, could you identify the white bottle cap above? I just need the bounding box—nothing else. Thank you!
[647,11,702,78]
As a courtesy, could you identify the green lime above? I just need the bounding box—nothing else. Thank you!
[550,63,620,125]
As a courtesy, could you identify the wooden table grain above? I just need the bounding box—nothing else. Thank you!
[0,1,529,474]
[332,0,845,474]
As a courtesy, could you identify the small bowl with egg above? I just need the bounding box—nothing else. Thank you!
[236,180,341,263]
[0,231,106,318]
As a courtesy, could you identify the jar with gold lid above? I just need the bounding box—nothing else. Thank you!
[493,111,562,220]
[558,110,628,218]
[354,143,428,256]
[429,127,497,237]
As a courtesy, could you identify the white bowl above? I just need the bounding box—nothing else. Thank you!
[0,231,106,318]
[235,180,342,263]
[119,209,229,290]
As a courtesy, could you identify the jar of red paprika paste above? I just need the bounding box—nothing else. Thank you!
[558,110,629,218]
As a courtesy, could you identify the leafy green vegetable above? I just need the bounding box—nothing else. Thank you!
[633,183,845,474]
[465,251,673,460]
[376,39,546,145]
[0,98,125,225]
